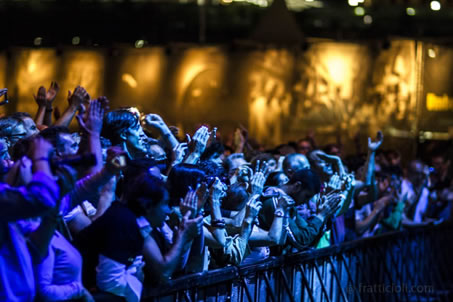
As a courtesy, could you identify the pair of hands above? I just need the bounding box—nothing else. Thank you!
[316,191,343,220]
[250,160,272,195]
[180,177,227,218]
[34,82,60,109]
[76,96,109,135]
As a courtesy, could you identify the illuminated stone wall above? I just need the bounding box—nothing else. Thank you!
[1,40,451,147]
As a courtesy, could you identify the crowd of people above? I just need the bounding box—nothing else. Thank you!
[0,83,451,302]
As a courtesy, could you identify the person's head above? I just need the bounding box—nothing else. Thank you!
[297,138,313,155]
[222,182,249,211]
[407,159,426,186]
[39,126,78,156]
[276,144,297,156]
[281,169,321,205]
[265,171,289,187]
[10,112,39,138]
[201,140,225,167]
[167,163,206,206]
[431,153,450,175]
[125,174,170,228]
[251,153,277,173]
[386,149,401,167]
[282,153,310,178]
[323,143,342,158]
[308,150,335,180]
[102,109,147,157]
[0,116,27,148]
[147,142,167,162]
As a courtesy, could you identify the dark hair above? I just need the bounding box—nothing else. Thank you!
[39,126,71,149]
[288,169,321,195]
[265,171,287,187]
[124,174,168,217]
[222,182,249,211]
[102,109,139,145]
[0,116,23,138]
[167,163,206,206]
[201,140,224,161]
[198,160,226,181]
[10,112,32,120]
[251,153,275,170]
[10,136,34,161]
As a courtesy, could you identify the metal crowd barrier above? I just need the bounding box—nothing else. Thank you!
[143,224,453,302]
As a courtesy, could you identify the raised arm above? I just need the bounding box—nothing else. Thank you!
[143,114,179,150]
[0,138,59,222]
[54,86,89,127]
[143,212,203,283]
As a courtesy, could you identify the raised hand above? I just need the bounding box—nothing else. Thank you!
[325,173,342,193]
[368,131,384,152]
[317,192,342,219]
[76,98,105,135]
[0,88,7,97]
[181,188,198,219]
[180,212,203,239]
[209,177,227,203]
[276,194,295,212]
[34,86,47,107]
[143,113,168,131]
[244,194,262,223]
[68,86,90,110]
[250,161,269,196]
[190,126,210,155]
[172,142,188,166]
[45,81,60,108]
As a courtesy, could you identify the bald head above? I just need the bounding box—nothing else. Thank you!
[283,153,310,178]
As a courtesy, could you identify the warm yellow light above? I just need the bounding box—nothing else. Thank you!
[348,0,358,6]
[426,93,453,111]
[354,7,365,16]
[430,1,441,11]
[192,88,202,97]
[122,73,138,88]
[222,0,233,3]
[428,48,436,58]
[406,7,416,16]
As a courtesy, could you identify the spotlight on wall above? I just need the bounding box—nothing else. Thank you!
[428,48,436,58]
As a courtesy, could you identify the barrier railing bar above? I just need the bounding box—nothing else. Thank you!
[352,249,377,302]
[380,242,410,302]
[313,260,332,302]
[327,256,348,302]
[184,289,192,302]
[338,253,362,302]
[370,246,399,301]
[423,234,446,302]
[278,267,296,302]
[396,237,421,302]
[262,271,277,302]
[419,232,436,302]
[241,277,253,302]
[297,264,316,302]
